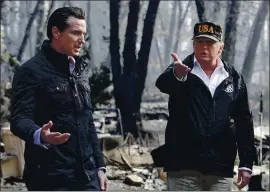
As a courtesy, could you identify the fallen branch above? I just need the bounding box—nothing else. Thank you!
[103,153,123,167]
[118,148,133,170]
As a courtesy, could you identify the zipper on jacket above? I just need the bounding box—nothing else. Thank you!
[213,76,231,99]
[189,73,213,100]
[69,75,83,111]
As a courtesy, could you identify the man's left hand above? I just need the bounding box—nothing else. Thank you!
[98,170,109,191]
[237,170,251,189]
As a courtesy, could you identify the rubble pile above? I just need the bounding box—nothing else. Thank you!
[103,133,167,191]
[0,176,26,191]
[1,105,269,191]
[0,166,167,191]
[106,165,167,191]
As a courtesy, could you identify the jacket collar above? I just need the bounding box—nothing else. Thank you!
[41,40,84,75]
[182,53,237,77]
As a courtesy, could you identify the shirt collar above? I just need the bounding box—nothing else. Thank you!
[193,55,224,69]
[68,56,76,73]
[68,56,76,65]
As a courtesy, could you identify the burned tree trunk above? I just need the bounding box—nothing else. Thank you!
[122,0,140,85]
[35,0,45,53]
[173,1,191,54]
[36,0,55,53]
[163,1,178,65]
[17,1,41,62]
[109,0,122,111]
[222,1,240,64]
[195,0,207,22]
[86,1,92,63]
[213,1,221,22]
[172,1,183,53]
[134,0,160,120]
[153,37,164,73]
[110,0,160,137]
[122,0,140,136]
[241,1,269,88]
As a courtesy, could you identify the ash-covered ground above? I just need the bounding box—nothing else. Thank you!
[0,165,167,191]
[1,102,269,191]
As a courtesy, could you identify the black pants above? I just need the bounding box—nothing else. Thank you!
[24,169,101,191]
[25,176,100,191]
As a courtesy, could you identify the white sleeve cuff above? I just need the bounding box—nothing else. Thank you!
[97,167,107,173]
[173,68,187,82]
[238,167,252,174]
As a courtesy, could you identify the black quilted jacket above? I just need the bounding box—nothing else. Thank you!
[10,40,105,184]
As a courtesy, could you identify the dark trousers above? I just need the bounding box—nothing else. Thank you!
[25,176,100,191]
[24,169,101,191]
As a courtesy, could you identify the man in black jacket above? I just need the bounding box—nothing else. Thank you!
[11,7,108,191]
[155,21,255,191]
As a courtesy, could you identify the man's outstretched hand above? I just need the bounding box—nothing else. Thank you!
[41,121,70,145]
[171,53,191,78]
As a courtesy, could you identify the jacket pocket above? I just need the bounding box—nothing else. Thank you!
[77,84,92,109]
[45,83,71,106]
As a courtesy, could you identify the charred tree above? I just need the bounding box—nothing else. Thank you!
[86,1,92,63]
[222,1,240,64]
[153,37,163,72]
[163,1,178,65]
[123,0,140,79]
[195,0,207,22]
[241,1,269,88]
[122,0,140,135]
[109,0,122,132]
[36,0,55,53]
[35,0,45,53]
[109,0,160,137]
[134,0,160,121]
[173,1,191,54]
[17,1,41,62]
[213,1,221,22]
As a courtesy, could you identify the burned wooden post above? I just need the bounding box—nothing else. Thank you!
[259,91,263,165]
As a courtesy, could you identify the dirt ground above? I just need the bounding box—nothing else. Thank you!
[1,118,268,191]
[0,120,166,191]
[0,178,144,191]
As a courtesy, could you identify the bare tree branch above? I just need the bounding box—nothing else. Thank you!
[35,0,45,53]
[195,0,207,22]
[0,0,4,10]
[122,0,140,79]
[134,0,160,113]
[213,1,221,21]
[222,1,240,64]
[17,1,42,62]
[173,1,191,54]
[86,1,92,63]
[109,0,122,111]
[157,11,166,31]
[153,37,163,72]
[38,0,55,43]
[241,1,269,88]
[163,1,178,65]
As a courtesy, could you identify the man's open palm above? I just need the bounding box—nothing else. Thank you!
[171,53,191,78]
[41,121,70,145]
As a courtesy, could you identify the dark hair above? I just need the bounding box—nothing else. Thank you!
[47,7,86,40]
